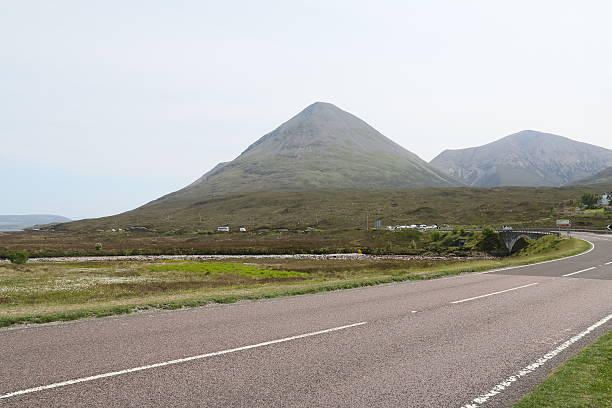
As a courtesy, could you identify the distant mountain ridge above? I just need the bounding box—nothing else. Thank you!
[149,102,461,206]
[430,130,612,187]
[0,214,71,231]
[571,166,612,185]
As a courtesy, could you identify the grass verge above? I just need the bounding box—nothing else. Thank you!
[0,237,591,328]
[514,330,611,408]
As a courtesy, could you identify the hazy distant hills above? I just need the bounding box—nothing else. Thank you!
[430,130,612,187]
[149,102,461,206]
[0,215,70,231]
[571,166,612,185]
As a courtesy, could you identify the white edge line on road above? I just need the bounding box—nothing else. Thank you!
[473,238,595,276]
[450,283,539,304]
[562,267,597,277]
[0,321,367,400]
[459,313,612,408]
[605,261,612,265]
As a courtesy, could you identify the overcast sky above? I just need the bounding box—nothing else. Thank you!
[2,0,611,219]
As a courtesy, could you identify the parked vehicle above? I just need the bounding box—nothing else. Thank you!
[217,226,230,232]
[502,225,513,231]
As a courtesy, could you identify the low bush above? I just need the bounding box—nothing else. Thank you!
[6,250,30,264]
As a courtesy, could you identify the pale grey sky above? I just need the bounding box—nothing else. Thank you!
[2,0,611,219]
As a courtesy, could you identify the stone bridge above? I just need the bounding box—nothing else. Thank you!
[498,230,560,253]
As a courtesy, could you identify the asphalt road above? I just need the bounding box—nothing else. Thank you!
[1,233,610,407]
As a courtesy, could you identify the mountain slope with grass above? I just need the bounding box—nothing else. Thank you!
[430,130,612,187]
[55,184,612,233]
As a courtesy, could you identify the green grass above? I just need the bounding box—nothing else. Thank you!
[0,237,591,328]
[148,262,306,278]
[514,330,612,408]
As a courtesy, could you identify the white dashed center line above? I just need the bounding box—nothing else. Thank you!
[562,267,597,277]
[450,283,539,304]
[0,321,367,400]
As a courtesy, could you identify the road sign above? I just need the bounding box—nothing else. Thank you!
[556,219,571,227]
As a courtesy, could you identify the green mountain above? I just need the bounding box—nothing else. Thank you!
[149,102,460,206]
[430,130,612,187]
[571,166,612,185]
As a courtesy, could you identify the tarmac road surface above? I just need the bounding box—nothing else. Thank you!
[0,233,610,407]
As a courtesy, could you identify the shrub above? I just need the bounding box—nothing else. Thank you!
[95,243,103,251]
[477,227,504,253]
[430,231,442,241]
[581,193,599,209]
[6,250,29,264]
[440,235,458,247]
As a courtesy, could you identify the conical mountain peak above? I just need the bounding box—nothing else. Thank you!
[241,102,407,159]
[149,102,460,205]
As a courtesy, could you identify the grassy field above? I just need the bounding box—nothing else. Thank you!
[514,330,611,408]
[0,236,589,328]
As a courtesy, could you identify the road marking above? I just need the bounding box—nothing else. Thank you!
[0,321,367,400]
[475,239,595,276]
[450,283,539,304]
[605,261,612,265]
[562,267,597,277]
[459,313,612,408]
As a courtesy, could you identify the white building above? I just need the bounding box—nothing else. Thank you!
[599,193,611,206]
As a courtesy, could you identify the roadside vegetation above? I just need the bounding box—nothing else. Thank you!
[514,330,611,408]
[0,236,589,328]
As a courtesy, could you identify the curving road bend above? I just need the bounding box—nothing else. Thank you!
[0,233,610,407]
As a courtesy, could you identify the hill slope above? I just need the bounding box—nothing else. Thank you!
[570,166,612,185]
[150,102,460,206]
[430,130,612,187]
[57,185,612,233]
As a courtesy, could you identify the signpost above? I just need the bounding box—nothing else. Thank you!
[556,219,571,236]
